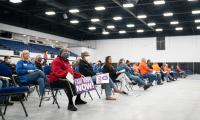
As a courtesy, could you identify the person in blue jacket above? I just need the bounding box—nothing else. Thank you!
[16,50,47,96]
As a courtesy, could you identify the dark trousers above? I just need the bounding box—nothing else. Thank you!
[50,80,77,105]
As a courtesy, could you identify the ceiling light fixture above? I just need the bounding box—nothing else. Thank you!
[70,20,79,24]
[126,24,135,28]
[95,6,106,11]
[137,29,144,33]
[9,0,22,3]
[69,9,79,13]
[175,27,183,31]
[137,15,147,19]
[88,27,96,30]
[91,18,100,22]
[154,0,165,5]
[170,21,179,25]
[123,3,134,8]
[45,11,56,16]
[119,30,127,34]
[163,12,173,17]
[113,16,122,21]
[107,25,115,29]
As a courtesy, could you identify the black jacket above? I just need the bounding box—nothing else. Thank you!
[103,63,118,80]
[79,60,96,77]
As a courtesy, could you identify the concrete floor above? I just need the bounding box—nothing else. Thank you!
[3,75,200,120]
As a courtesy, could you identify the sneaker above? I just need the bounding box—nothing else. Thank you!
[106,96,116,100]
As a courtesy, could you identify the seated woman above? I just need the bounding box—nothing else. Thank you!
[108,57,151,90]
[176,65,187,78]
[48,48,86,111]
[16,50,47,97]
[147,59,163,85]
[79,52,127,100]
[161,63,174,82]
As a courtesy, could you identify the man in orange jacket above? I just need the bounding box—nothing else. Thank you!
[139,58,156,85]
[152,63,163,85]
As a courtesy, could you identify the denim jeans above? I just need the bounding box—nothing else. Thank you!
[92,76,115,97]
[143,73,157,84]
[0,80,9,88]
[155,73,162,83]
[0,80,2,88]
[129,75,145,87]
[26,70,47,96]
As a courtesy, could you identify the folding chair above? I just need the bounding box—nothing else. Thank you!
[0,86,29,120]
[39,65,61,108]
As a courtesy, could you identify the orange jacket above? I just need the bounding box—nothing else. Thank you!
[164,66,171,72]
[132,64,139,73]
[139,61,152,76]
[152,64,160,72]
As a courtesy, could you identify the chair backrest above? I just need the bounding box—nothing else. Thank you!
[43,65,51,75]
[0,64,12,77]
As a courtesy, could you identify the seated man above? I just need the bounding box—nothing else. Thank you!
[79,52,127,100]
[48,48,86,111]
[152,63,164,85]
[16,50,47,97]
[139,58,157,85]
[34,55,43,70]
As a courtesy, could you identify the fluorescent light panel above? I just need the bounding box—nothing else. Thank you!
[175,27,183,31]
[102,31,109,35]
[137,29,144,33]
[123,3,134,8]
[107,25,115,29]
[45,11,56,15]
[155,28,163,32]
[197,26,200,29]
[119,30,126,34]
[113,16,122,20]
[163,12,173,17]
[147,22,156,26]
[70,20,79,24]
[170,21,179,25]
[88,27,96,30]
[9,0,22,3]
[195,19,200,23]
[154,0,165,5]
[91,18,100,22]
[69,9,79,13]
[95,6,106,11]
[126,24,135,28]
[192,10,200,14]
[137,15,147,19]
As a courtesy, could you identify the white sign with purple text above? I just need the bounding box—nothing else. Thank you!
[74,77,95,94]
[96,73,110,84]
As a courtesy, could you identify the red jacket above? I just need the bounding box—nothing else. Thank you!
[48,56,81,83]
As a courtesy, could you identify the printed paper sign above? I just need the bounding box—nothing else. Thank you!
[74,77,95,94]
[96,73,110,84]
[66,72,74,83]
[116,73,131,83]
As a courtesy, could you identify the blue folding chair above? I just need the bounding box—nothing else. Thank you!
[0,86,29,120]
[39,65,60,108]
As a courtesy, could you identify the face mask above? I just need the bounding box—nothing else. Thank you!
[61,52,70,60]
[85,56,90,62]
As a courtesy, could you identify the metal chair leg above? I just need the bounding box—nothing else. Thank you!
[53,90,58,104]
[3,96,9,115]
[95,88,101,99]
[0,107,5,120]
[84,92,87,98]
[87,92,93,100]
[19,95,28,117]
[51,90,60,109]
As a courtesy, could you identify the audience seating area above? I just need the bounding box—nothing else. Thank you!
[0,39,77,57]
